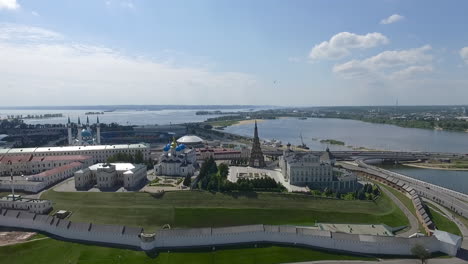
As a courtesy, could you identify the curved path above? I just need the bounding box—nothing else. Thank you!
[378,185,419,237]
[423,198,468,259]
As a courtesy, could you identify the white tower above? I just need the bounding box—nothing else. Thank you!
[96,116,101,144]
[67,117,73,145]
[77,117,82,143]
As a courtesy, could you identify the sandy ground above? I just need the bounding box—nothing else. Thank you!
[228,166,308,192]
[234,119,266,125]
[403,163,468,171]
[0,231,36,246]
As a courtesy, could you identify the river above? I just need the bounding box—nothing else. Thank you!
[0,108,253,126]
[223,117,468,194]
[223,117,468,154]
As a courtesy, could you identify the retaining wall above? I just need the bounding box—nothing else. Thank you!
[0,209,461,256]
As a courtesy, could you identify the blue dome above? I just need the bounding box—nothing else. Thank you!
[179,144,186,150]
[81,129,92,138]
[163,144,170,151]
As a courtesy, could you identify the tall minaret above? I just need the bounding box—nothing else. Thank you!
[96,116,101,144]
[67,116,73,145]
[77,117,82,143]
[86,116,90,129]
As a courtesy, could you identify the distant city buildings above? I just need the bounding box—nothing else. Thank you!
[154,137,198,177]
[75,163,147,190]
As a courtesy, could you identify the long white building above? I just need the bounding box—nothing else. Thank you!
[0,154,93,176]
[0,144,150,164]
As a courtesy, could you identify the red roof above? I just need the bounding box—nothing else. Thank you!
[30,155,92,162]
[31,162,83,178]
[196,148,241,154]
[0,154,33,164]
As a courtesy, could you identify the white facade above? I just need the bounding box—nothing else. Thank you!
[0,211,462,257]
[154,140,197,177]
[0,195,52,214]
[74,163,147,190]
[279,149,357,191]
[0,162,86,193]
[0,144,150,164]
[0,155,93,176]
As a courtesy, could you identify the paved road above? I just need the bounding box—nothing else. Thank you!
[378,185,419,237]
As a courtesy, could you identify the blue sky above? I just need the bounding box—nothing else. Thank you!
[1,0,468,106]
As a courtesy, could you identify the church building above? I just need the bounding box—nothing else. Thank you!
[154,138,197,177]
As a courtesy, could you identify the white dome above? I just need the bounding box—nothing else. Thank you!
[176,135,203,144]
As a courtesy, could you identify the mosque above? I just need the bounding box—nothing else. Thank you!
[154,138,197,177]
[67,116,101,146]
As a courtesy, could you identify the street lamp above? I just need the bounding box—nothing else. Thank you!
[8,160,15,201]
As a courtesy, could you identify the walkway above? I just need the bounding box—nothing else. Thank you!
[378,185,419,237]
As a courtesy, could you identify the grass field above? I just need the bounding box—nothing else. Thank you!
[41,190,408,232]
[426,204,462,236]
[377,183,425,233]
[0,237,375,264]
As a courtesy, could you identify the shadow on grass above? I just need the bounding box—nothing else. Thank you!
[224,191,258,199]
[149,192,167,199]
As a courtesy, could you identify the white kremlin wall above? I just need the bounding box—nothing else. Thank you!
[0,209,462,256]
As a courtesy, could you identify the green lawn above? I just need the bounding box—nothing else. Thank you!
[0,237,375,264]
[41,190,408,232]
[377,183,425,233]
[426,205,462,236]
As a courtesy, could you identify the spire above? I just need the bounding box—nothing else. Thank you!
[97,116,100,124]
[78,117,81,125]
[254,120,259,139]
[67,116,70,124]
[86,116,90,125]
[170,137,177,148]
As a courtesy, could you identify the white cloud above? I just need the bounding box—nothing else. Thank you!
[390,65,433,80]
[0,23,63,41]
[460,47,468,64]
[380,14,404,25]
[31,11,39,17]
[0,23,266,106]
[120,1,134,9]
[0,0,19,10]
[333,45,432,79]
[309,32,389,60]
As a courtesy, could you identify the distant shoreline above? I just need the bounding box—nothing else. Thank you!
[402,163,468,171]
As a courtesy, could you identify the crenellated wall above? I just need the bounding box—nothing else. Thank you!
[0,209,462,256]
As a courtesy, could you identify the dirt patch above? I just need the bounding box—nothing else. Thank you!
[0,231,36,246]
